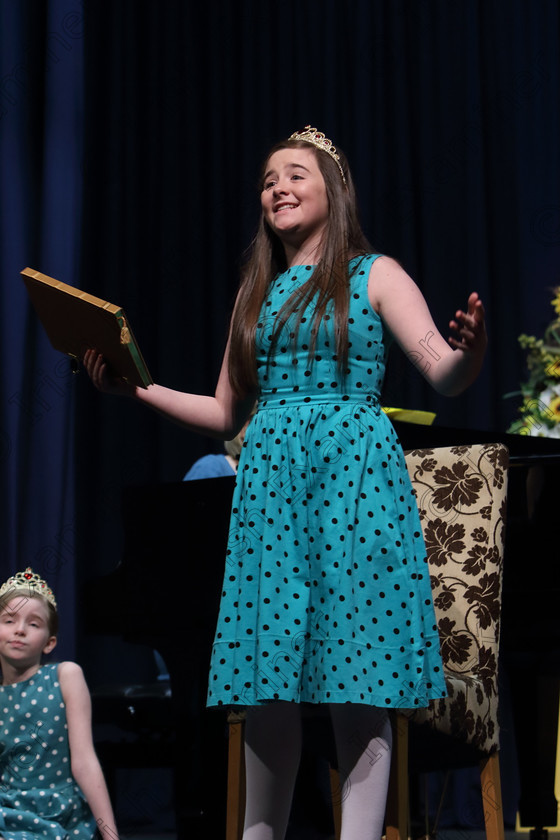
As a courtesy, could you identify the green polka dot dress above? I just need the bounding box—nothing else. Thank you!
[207,254,446,709]
[0,663,97,840]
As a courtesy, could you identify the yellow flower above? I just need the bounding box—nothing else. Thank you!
[549,395,560,419]
[507,288,560,436]
[546,356,560,378]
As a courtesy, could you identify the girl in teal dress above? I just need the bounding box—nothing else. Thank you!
[84,126,487,840]
[0,569,118,840]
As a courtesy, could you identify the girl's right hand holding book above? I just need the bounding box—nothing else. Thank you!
[82,349,137,398]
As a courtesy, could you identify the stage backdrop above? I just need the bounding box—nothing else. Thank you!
[1,0,559,682]
[0,0,84,660]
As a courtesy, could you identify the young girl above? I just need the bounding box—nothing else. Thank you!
[0,568,119,840]
[83,126,486,840]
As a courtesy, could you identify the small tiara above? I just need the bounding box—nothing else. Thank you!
[289,125,347,184]
[0,567,57,608]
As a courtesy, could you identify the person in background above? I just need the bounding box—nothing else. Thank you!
[0,568,119,840]
[183,405,257,480]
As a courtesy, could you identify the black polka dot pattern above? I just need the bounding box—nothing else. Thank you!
[207,255,446,709]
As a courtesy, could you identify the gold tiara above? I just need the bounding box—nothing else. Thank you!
[289,125,347,184]
[0,567,57,608]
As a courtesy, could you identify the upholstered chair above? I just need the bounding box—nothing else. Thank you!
[386,442,509,840]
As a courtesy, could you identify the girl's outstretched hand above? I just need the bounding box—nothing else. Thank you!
[448,292,487,356]
[82,349,136,397]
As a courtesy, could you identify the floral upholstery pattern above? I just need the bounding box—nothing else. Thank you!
[403,443,509,754]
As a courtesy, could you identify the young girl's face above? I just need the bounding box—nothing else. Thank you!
[261,147,329,253]
[0,595,57,669]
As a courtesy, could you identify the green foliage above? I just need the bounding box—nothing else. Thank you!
[506,290,560,437]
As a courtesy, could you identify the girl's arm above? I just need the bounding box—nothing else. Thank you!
[58,661,119,840]
[83,330,256,440]
[369,256,487,396]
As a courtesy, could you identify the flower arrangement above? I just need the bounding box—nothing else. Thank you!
[506,287,560,437]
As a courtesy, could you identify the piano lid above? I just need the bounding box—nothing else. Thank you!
[391,419,560,466]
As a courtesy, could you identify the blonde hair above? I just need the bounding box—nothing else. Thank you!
[224,433,244,460]
[224,402,257,459]
[0,589,58,636]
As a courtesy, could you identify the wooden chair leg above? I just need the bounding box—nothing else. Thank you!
[329,766,342,840]
[227,714,246,840]
[385,712,409,840]
[480,752,505,840]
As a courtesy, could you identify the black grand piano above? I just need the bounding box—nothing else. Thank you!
[84,476,235,838]
[84,422,560,839]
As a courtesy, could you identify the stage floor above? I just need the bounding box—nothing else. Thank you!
[125,834,560,840]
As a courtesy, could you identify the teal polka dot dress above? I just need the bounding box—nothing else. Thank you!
[207,254,446,709]
[0,663,97,840]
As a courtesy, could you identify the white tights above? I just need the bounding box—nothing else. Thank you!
[242,702,392,840]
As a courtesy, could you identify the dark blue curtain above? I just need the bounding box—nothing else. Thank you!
[2,0,560,826]
[0,0,83,659]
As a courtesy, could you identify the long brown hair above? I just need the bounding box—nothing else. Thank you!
[228,136,372,396]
